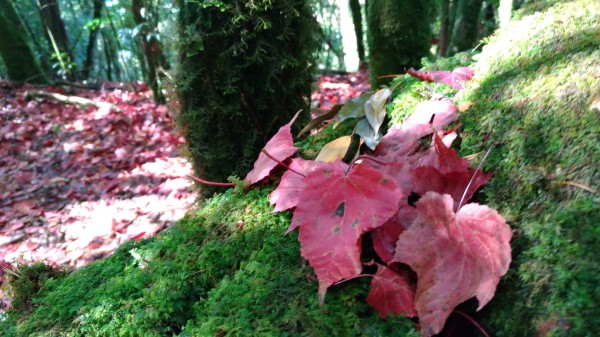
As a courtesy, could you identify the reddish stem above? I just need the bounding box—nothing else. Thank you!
[187,174,235,187]
[332,274,373,286]
[261,149,306,178]
[453,311,490,337]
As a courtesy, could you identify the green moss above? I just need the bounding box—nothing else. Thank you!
[455,1,600,336]
[0,188,418,336]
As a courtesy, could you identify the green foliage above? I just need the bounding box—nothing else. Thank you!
[0,189,418,336]
[453,1,600,335]
[367,0,433,88]
[176,0,321,196]
[2,263,67,314]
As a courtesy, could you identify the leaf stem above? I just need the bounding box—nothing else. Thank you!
[332,274,373,286]
[354,155,388,166]
[261,149,306,178]
[453,311,490,337]
[187,175,236,187]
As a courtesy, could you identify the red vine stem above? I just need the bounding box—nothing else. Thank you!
[453,311,490,337]
[261,149,306,177]
[187,174,236,187]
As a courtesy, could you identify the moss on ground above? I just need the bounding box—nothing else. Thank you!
[455,1,599,336]
[0,189,417,336]
[1,1,598,336]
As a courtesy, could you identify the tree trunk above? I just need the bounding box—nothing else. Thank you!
[349,0,366,65]
[438,0,450,57]
[131,0,168,103]
[449,0,484,54]
[176,0,320,196]
[82,0,103,79]
[0,0,46,83]
[37,0,73,77]
[367,0,433,88]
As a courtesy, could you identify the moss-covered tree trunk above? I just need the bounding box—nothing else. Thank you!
[176,0,320,196]
[0,0,46,83]
[367,0,433,88]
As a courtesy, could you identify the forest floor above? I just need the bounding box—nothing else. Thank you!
[0,69,369,308]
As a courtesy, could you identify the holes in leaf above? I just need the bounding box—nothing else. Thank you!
[334,201,345,217]
[407,192,421,207]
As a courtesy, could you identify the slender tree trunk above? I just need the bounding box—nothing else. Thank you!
[349,0,365,65]
[0,0,46,83]
[449,0,484,54]
[131,0,168,103]
[82,0,103,79]
[36,0,73,77]
[438,0,450,57]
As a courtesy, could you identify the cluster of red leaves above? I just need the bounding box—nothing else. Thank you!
[310,68,370,111]
[0,81,195,302]
[242,68,512,336]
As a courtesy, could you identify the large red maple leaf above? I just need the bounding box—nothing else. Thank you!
[290,162,403,302]
[393,192,512,337]
[270,159,346,214]
[244,111,300,185]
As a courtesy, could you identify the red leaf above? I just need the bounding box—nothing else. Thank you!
[367,263,417,318]
[269,158,339,213]
[413,133,468,173]
[407,66,475,89]
[370,205,416,264]
[393,192,512,337]
[291,162,403,302]
[244,111,301,185]
[410,167,493,210]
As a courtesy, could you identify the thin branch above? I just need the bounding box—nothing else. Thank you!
[261,149,305,178]
[561,181,598,194]
[453,311,491,337]
[187,174,235,187]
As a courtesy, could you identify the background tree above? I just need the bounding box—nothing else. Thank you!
[81,0,104,79]
[448,0,485,54]
[0,0,46,83]
[36,0,74,78]
[349,0,366,66]
[367,0,433,88]
[131,0,169,103]
[176,0,320,196]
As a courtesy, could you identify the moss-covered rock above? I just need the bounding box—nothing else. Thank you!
[455,1,599,336]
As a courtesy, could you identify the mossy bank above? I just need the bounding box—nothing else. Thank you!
[1,1,598,336]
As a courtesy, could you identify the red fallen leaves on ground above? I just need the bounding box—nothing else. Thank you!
[311,68,370,111]
[0,81,196,308]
